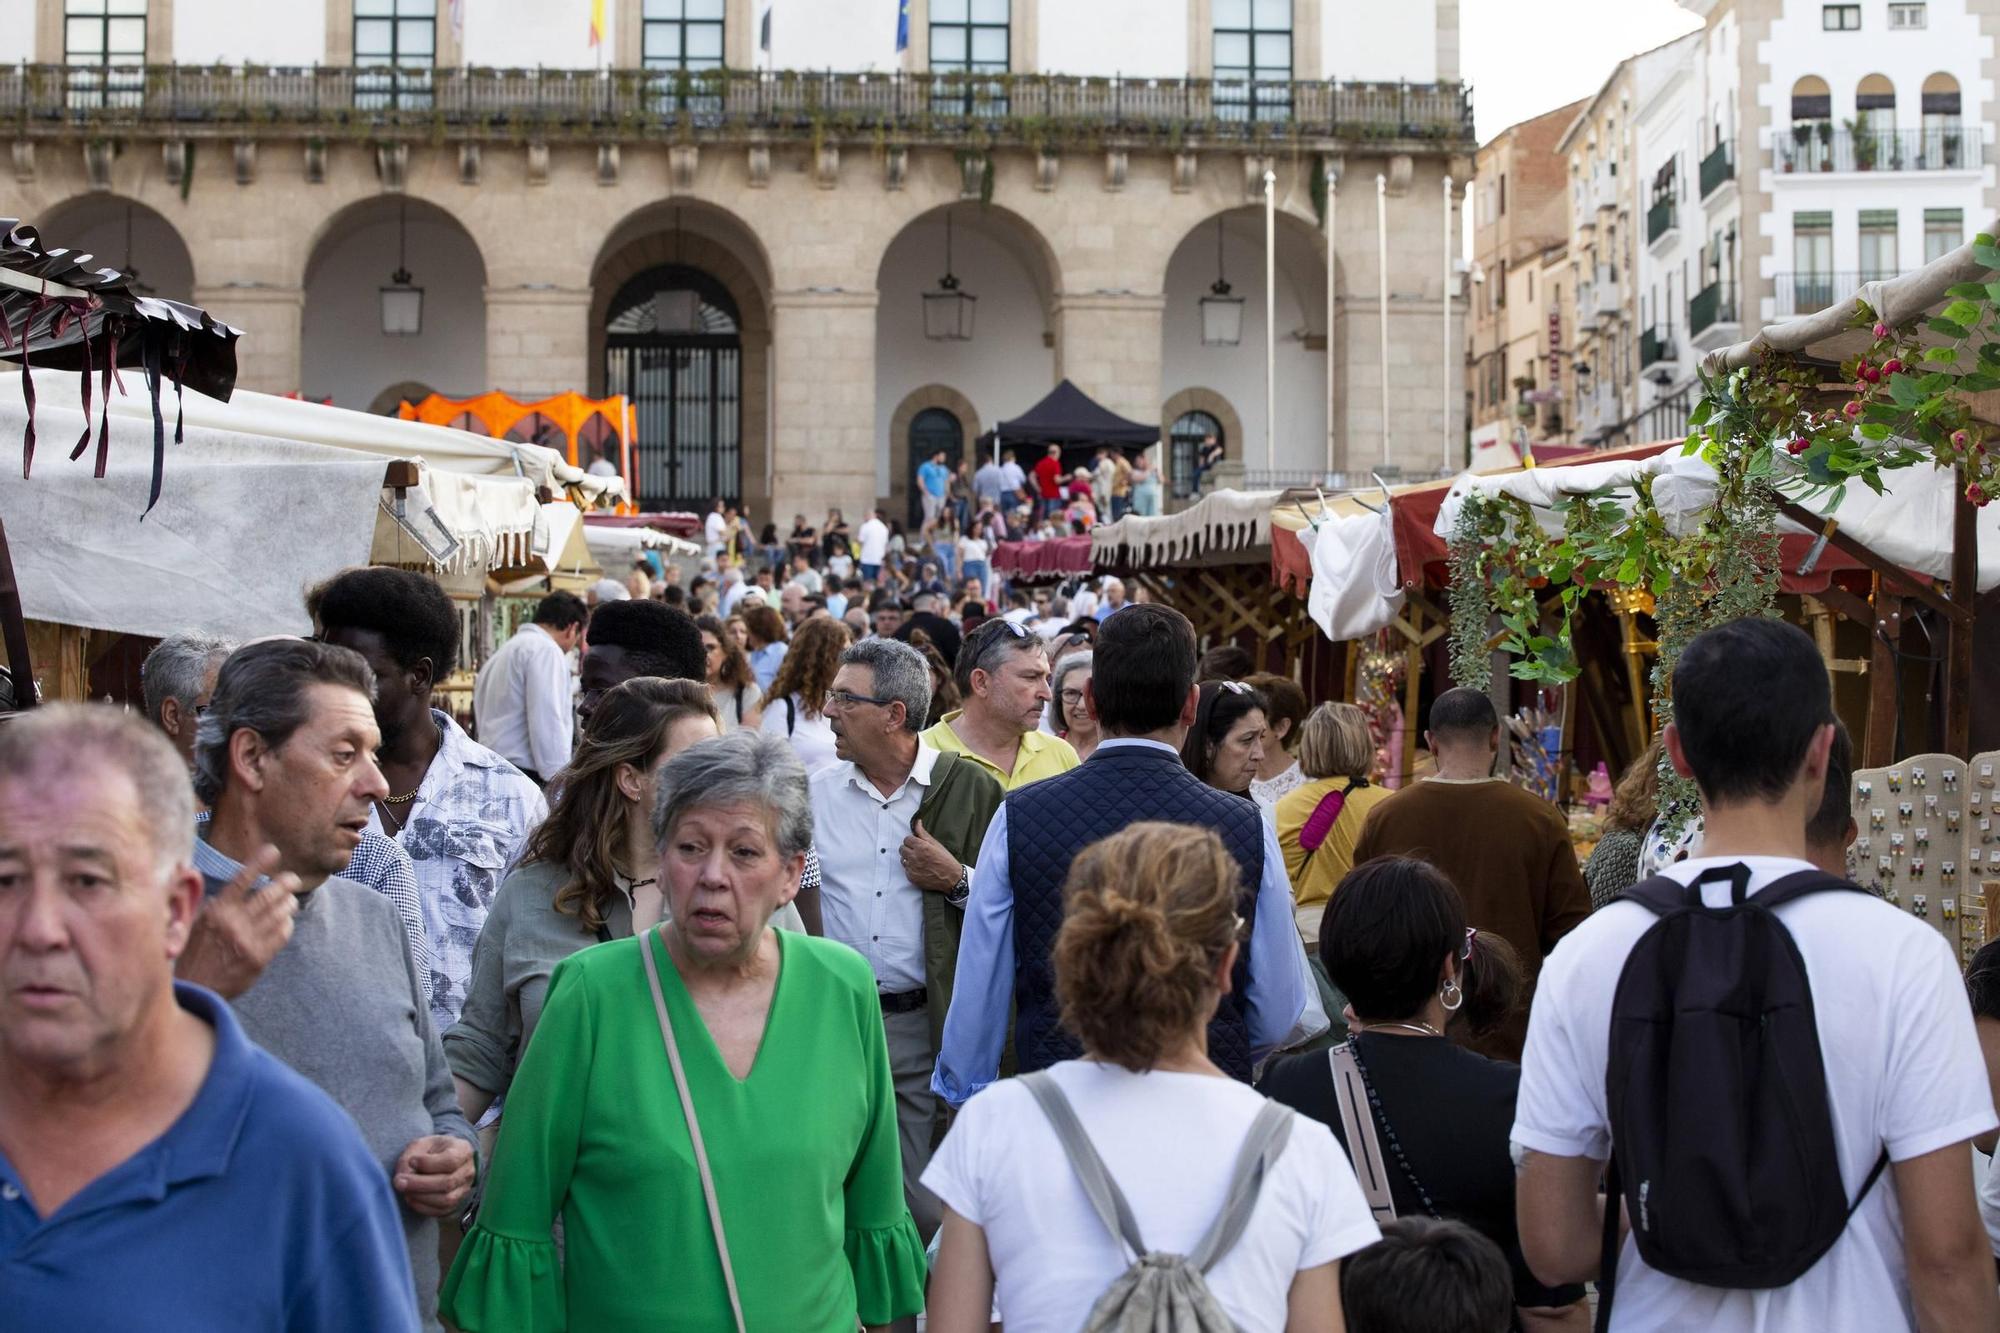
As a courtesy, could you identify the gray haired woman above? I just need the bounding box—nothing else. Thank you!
[1049,649,1100,760]
[444,730,926,1332]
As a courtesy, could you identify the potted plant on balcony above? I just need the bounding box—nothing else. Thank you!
[1944,130,1962,168]
[1817,119,1833,170]
[1847,118,1875,170]
[1787,122,1811,172]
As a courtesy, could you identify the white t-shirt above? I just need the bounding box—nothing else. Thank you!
[923,1061,1380,1333]
[759,693,839,775]
[1513,855,1997,1332]
[957,534,989,564]
[1981,1150,2000,1258]
[857,518,890,565]
[703,510,727,550]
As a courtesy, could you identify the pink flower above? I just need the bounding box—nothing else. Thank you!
[1873,322,1889,339]
[1843,400,1863,419]
[1788,436,1811,456]
[1953,430,1969,448]
[1864,366,1882,383]
[1882,358,1903,374]
[1969,483,1990,507]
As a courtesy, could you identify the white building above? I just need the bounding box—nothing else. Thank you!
[1,1,1473,524]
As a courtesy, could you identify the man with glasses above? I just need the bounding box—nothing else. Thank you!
[921,618,1079,792]
[811,638,1003,1239]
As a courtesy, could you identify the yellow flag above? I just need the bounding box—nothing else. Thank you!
[589,0,606,46]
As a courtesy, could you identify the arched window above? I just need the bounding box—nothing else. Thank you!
[604,265,742,507]
[1787,77,1833,170]
[1170,410,1223,499]
[1922,72,1964,167]
[1855,74,1897,168]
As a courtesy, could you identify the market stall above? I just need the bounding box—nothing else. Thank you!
[398,389,637,483]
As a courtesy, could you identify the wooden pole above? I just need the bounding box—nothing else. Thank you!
[0,512,35,710]
[1944,467,1978,758]
[1865,579,1903,767]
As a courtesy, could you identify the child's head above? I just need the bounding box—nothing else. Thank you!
[1340,1217,1512,1333]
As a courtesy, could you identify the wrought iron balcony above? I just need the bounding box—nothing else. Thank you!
[1698,139,1733,200]
[0,63,1476,147]
[1774,125,1977,174]
[1689,280,1738,346]
[1646,197,1677,246]
[1639,323,1677,369]
[1774,271,1868,319]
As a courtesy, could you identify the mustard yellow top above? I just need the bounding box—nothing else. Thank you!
[921,713,1080,792]
[1275,778,1396,912]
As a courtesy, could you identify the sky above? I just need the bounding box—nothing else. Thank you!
[1462,0,1705,142]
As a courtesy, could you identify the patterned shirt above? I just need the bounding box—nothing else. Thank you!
[368,708,547,1031]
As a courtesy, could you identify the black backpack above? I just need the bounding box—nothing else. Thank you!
[1596,864,1890,1331]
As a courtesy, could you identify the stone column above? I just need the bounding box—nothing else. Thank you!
[769,288,879,527]
[1052,292,1166,431]
[195,285,303,396]
[484,287,590,400]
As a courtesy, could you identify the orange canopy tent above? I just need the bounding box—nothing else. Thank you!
[397,391,635,487]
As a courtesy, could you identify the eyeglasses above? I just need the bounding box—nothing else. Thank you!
[825,689,898,711]
[992,618,1028,638]
[1059,689,1087,707]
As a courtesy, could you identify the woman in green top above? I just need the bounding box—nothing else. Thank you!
[442,729,927,1332]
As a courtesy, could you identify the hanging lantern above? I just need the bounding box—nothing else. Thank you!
[379,201,423,336]
[1199,216,1244,346]
[923,209,977,342]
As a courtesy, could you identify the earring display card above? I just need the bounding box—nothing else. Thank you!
[1850,751,2000,968]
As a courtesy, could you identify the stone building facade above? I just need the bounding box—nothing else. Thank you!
[3,0,1472,525]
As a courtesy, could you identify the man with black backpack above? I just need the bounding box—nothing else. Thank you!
[1512,617,1998,1331]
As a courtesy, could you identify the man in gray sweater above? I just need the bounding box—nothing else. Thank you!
[180,639,477,1333]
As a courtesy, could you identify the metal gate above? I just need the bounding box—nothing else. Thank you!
[603,265,742,508]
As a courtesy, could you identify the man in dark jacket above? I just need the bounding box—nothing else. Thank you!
[932,604,1322,1107]
[810,637,1002,1237]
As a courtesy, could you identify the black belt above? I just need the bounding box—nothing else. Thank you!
[879,987,928,1014]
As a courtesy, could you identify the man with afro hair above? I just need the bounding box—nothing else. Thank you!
[576,598,707,726]
[311,566,546,1030]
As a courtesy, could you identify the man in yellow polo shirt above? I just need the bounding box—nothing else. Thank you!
[922,618,1079,791]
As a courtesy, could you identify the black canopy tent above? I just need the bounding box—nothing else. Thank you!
[0,218,242,710]
[990,378,1159,450]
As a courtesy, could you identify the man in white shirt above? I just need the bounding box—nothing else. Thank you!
[857,508,891,580]
[702,498,727,559]
[1514,617,1999,1332]
[810,638,1003,1238]
[470,592,587,786]
[997,449,1028,502]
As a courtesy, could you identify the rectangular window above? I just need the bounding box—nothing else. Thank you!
[1214,0,1293,124]
[1823,4,1861,29]
[930,0,1009,75]
[63,0,145,108]
[1499,173,1507,215]
[644,0,727,72]
[354,0,435,110]
[1925,207,1964,263]
[1888,3,1927,29]
[1858,209,1898,282]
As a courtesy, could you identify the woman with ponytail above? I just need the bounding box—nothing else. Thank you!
[926,822,1380,1333]
[1257,857,1588,1329]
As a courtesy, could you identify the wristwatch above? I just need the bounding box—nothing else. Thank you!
[947,864,971,907]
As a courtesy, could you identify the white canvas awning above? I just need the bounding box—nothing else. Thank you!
[1090,488,1283,568]
[0,370,627,507]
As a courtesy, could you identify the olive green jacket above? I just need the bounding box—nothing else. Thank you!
[916,751,1006,1052]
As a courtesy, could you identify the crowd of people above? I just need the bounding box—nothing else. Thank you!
[6,531,2000,1331]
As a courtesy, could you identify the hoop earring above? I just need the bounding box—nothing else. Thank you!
[1440,980,1464,1013]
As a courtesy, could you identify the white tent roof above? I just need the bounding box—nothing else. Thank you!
[0,371,626,507]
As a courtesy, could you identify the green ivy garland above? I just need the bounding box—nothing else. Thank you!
[1445,503,1494,691]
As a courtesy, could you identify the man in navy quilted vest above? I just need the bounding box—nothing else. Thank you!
[931,603,1324,1106]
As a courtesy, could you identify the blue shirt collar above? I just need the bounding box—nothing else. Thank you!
[1093,737,1180,757]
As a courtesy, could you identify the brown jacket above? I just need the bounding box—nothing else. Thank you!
[1351,777,1590,1060]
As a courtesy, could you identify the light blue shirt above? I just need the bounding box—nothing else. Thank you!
[918,459,952,498]
[930,737,1325,1106]
[749,639,789,692]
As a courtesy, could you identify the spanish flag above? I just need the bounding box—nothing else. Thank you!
[588,0,606,47]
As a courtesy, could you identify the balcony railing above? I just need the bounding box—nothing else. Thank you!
[1647,197,1677,244]
[0,63,1475,144]
[1689,280,1737,337]
[1699,139,1733,199]
[1774,126,1977,174]
[1774,271,1868,318]
[1640,324,1676,368]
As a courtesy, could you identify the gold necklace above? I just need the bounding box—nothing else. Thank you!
[1357,1019,1445,1039]
[381,788,421,805]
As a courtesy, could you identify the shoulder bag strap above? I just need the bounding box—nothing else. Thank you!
[1328,1043,1397,1226]
[784,694,797,736]
[1020,1072,1150,1260]
[1186,1098,1296,1273]
[640,930,747,1333]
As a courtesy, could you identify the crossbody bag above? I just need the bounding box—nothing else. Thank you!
[640,929,749,1333]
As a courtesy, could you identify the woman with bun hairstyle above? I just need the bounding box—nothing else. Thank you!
[1256,857,1588,1328]
[925,822,1380,1333]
